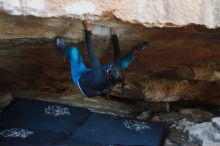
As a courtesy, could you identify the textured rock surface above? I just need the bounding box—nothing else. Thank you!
[1,0,220,28]
[1,2,220,104]
[212,117,220,130]
[1,13,220,103]
[127,73,220,102]
[1,37,220,103]
[203,140,220,146]
[152,108,213,125]
[150,107,219,146]
[179,108,214,123]
[188,122,220,145]
[168,128,199,146]
[0,93,14,110]
[0,92,13,112]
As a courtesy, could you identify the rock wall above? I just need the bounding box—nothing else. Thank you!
[1,13,220,104]
[1,0,220,28]
[1,1,220,104]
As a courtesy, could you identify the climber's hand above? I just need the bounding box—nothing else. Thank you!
[110,27,117,35]
[131,41,149,53]
[82,20,92,31]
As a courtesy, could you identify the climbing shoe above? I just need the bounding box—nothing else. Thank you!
[55,36,65,51]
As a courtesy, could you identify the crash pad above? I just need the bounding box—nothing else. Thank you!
[59,139,102,146]
[69,113,167,146]
[0,127,65,146]
[0,98,90,135]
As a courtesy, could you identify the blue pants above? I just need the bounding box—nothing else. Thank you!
[64,31,134,86]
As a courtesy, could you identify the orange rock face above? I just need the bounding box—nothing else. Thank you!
[1,13,220,103]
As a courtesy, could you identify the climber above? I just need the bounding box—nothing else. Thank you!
[55,21,149,97]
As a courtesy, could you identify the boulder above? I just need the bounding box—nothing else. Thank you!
[1,0,220,28]
[188,122,220,145]
[0,92,14,111]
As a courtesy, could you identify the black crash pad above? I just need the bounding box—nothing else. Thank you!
[67,113,167,146]
[0,127,65,146]
[0,98,167,146]
[0,98,90,135]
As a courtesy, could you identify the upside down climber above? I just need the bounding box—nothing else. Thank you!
[55,21,149,97]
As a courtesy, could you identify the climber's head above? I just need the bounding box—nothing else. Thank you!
[106,65,124,82]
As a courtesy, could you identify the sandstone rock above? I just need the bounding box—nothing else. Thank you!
[212,117,220,131]
[152,112,181,125]
[1,0,220,28]
[173,119,195,132]
[176,66,195,80]
[136,111,151,120]
[164,139,179,146]
[188,122,220,145]
[141,78,186,102]
[0,92,13,110]
[214,71,220,80]
[179,108,214,123]
[1,13,220,103]
[168,128,199,146]
[203,139,220,146]
[192,66,220,81]
[139,76,220,102]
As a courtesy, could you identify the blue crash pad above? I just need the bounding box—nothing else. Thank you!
[59,139,102,146]
[0,127,65,146]
[0,98,90,135]
[69,113,167,146]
